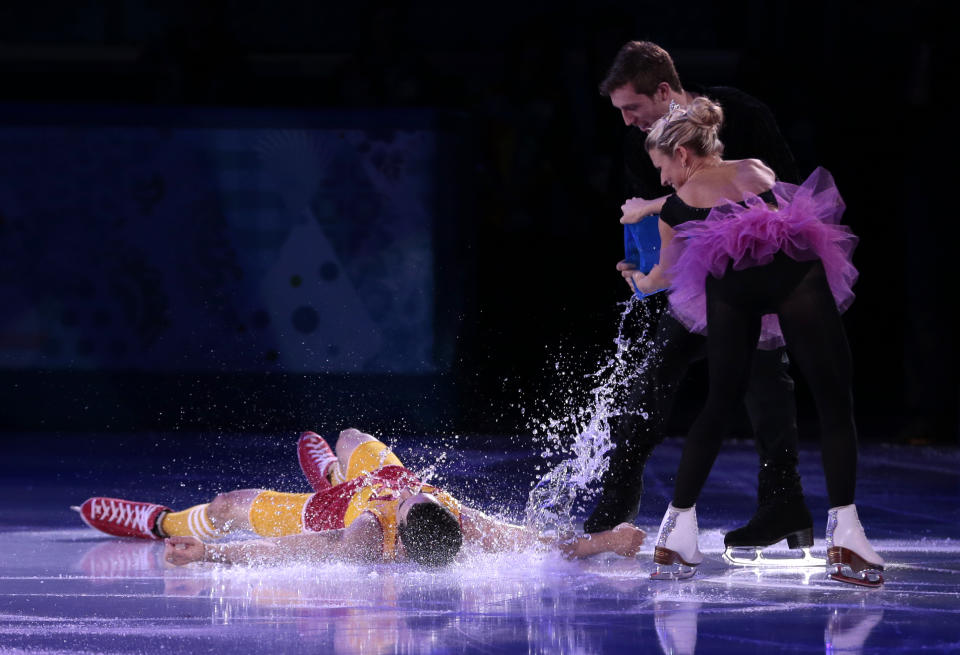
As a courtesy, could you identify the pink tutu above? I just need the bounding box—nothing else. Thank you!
[665,167,859,349]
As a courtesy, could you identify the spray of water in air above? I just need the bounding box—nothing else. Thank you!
[524,297,660,537]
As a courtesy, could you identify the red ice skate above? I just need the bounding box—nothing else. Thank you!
[73,497,169,540]
[298,431,339,492]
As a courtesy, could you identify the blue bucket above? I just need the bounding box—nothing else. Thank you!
[623,214,667,298]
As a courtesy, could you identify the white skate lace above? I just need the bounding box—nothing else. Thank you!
[91,498,155,535]
[304,440,335,466]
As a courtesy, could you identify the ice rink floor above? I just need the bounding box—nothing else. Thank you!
[2,432,959,654]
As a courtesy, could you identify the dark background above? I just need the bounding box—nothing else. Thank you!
[0,1,954,445]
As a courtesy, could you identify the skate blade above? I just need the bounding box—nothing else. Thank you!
[829,564,884,588]
[651,547,700,580]
[650,563,697,580]
[723,546,826,568]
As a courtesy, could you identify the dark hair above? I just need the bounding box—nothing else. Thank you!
[397,502,462,567]
[599,41,682,97]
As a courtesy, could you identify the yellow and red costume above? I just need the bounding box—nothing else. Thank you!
[248,439,460,560]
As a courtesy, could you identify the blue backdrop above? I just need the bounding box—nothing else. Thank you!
[0,106,442,373]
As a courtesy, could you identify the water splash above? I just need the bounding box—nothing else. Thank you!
[524,297,660,536]
[409,450,448,487]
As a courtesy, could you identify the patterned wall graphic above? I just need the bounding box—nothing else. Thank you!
[0,111,438,373]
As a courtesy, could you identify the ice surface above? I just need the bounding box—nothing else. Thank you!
[2,435,959,654]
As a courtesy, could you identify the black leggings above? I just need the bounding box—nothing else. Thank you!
[672,253,857,509]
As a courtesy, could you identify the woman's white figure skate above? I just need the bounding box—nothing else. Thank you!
[826,505,884,588]
[651,504,704,580]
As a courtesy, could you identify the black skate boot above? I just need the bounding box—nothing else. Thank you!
[584,415,657,534]
[722,461,823,567]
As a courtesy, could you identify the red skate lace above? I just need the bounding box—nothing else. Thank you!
[91,498,155,534]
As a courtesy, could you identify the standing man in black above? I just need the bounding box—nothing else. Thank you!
[586,41,811,557]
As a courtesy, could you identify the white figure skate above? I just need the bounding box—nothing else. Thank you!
[651,504,704,580]
[826,505,884,587]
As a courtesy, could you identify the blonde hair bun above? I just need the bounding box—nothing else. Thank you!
[645,96,725,157]
[686,97,723,130]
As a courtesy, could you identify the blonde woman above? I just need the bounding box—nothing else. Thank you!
[626,98,882,587]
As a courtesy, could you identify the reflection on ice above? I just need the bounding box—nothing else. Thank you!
[76,538,164,579]
[4,529,931,655]
[720,563,824,586]
[825,608,884,655]
[655,600,701,655]
[0,526,956,655]
[649,600,886,655]
[62,534,641,654]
